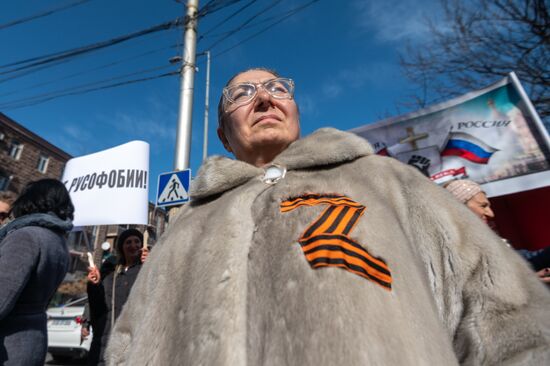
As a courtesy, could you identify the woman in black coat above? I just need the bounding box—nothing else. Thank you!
[0,179,74,366]
[86,228,149,366]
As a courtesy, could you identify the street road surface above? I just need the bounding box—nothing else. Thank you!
[44,353,86,365]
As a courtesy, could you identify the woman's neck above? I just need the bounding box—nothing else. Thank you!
[125,257,138,267]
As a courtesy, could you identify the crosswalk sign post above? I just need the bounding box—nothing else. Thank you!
[157,169,191,207]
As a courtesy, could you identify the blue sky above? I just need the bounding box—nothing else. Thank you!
[0,0,439,202]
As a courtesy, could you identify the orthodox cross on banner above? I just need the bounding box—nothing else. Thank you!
[399,127,429,150]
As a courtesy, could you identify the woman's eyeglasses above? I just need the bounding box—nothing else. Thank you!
[223,78,294,107]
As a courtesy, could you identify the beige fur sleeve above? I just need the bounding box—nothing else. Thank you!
[104,207,191,365]
[396,163,550,365]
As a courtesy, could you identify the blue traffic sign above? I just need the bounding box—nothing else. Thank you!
[156,169,191,207]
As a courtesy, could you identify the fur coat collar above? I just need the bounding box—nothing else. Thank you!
[190,127,373,200]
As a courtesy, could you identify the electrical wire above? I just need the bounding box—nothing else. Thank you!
[0,0,91,31]
[199,0,257,39]
[0,0,233,110]
[0,17,184,73]
[0,43,178,97]
[203,0,283,51]
[0,50,207,110]
[198,0,244,18]
[0,28,179,85]
[0,0,237,74]
[202,3,312,39]
[2,71,178,111]
[0,0,319,111]
[210,0,320,58]
[0,64,176,109]
[0,59,73,84]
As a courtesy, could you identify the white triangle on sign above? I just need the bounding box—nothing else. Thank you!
[158,174,188,203]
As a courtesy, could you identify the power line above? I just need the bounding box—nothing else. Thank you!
[0,0,241,82]
[1,48,207,110]
[0,64,176,109]
[0,59,72,84]
[202,3,312,39]
[0,0,233,110]
[0,29,179,85]
[0,0,319,111]
[198,0,244,17]
[0,43,179,97]
[210,0,320,58]
[0,0,91,31]
[3,71,177,111]
[204,0,283,50]
[1,69,178,111]
[199,0,257,39]
[0,17,183,75]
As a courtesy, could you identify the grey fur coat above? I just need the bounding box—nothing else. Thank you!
[107,128,550,365]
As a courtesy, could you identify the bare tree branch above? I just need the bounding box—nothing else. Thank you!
[400,0,549,125]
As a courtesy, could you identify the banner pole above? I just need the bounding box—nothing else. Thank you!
[508,71,550,149]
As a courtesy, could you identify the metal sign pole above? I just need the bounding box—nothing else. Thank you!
[202,50,211,162]
[174,0,199,171]
[170,0,199,221]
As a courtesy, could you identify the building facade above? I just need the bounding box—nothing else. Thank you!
[0,112,71,193]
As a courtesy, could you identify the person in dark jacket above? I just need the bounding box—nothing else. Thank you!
[86,228,148,365]
[0,179,74,366]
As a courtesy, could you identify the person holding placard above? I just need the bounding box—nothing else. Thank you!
[86,228,148,366]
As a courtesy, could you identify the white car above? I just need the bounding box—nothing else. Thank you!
[47,296,92,362]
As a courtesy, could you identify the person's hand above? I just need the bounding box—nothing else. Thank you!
[140,247,149,263]
[81,326,90,340]
[536,268,550,283]
[87,266,101,284]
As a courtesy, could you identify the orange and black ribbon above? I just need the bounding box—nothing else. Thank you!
[281,194,392,290]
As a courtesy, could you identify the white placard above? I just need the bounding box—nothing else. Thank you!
[62,141,150,226]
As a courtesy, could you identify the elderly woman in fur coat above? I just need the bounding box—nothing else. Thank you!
[107,68,550,365]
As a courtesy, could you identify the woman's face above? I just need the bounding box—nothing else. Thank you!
[217,69,300,166]
[466,192,495,224]
[122,235,142,263]
[0,201,10,224]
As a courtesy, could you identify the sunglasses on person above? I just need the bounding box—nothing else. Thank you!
[223,77,294,107]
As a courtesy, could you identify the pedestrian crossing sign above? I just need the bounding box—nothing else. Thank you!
[156,169,191,207]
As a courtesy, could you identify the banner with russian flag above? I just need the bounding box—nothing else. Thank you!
[441,132,498,164]
[350,72,550,197]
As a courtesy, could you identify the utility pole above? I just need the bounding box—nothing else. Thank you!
[174,0,199,171]
[170,0,199,220]
[202,50,210,162]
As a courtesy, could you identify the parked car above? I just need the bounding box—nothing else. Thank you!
[47,296,92,362]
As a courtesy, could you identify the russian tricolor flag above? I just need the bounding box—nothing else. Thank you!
[441,132,498,164]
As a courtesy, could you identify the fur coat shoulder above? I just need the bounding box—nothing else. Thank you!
[107,128,550,366]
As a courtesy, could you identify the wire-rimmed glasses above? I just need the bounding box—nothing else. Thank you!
[222,78,295,107]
